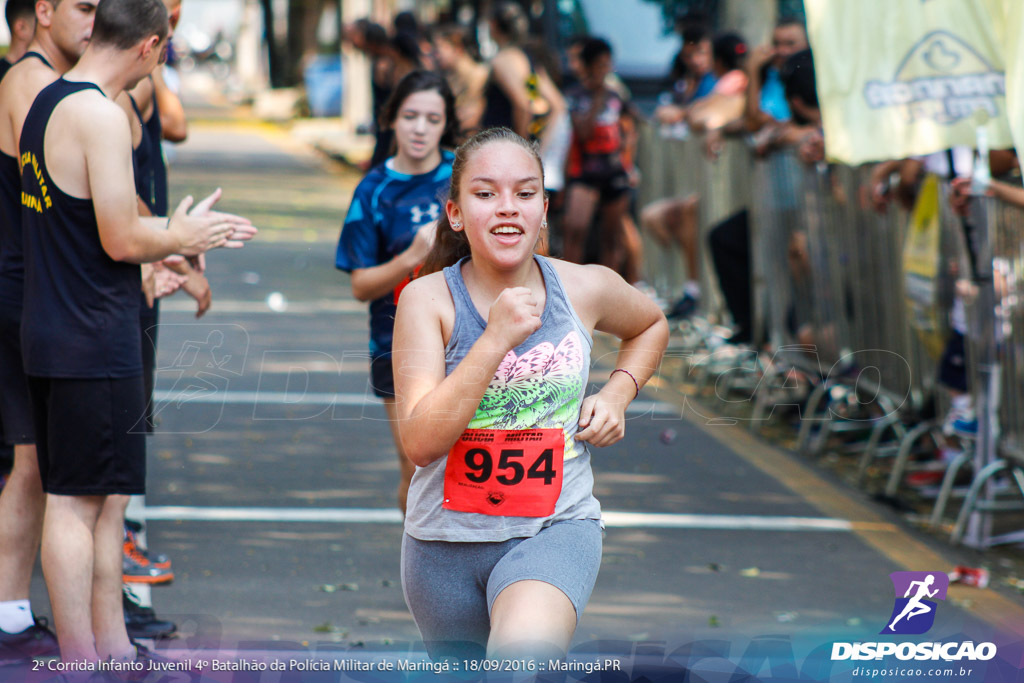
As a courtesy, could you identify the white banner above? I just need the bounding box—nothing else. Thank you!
[805,0,1015,164]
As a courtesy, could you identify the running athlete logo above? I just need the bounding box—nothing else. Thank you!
[881,571,949,635]
[136,324,250,434]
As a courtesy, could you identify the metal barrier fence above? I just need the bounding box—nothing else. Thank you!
[947,193,1024,547]
[638,125,941,408]
[636,122,1024,546]
[635,125,750,321]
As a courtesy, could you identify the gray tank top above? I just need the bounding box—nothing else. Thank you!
[404,254,603,542]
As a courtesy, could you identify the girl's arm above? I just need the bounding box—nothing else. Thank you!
[570,265,669,447]
[349,220,436,301]
[393,277,543,467]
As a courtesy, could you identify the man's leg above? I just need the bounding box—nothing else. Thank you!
[93,494,133,660]
[0,442,57,662]
[41,493,104,663]
[0,444,45,604]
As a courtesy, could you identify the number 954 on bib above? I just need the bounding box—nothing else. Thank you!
[443,428,564,517]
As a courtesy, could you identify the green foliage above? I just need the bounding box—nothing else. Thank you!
[638,0,721,34]
[638,0,807,33]
[777,0,807,22]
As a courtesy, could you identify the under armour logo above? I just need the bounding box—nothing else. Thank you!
[410,203,440,224]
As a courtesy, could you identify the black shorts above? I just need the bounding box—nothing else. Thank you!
[569,167,631,202]
[0,298,34,445]
[140,297,159,433]
[370,353,395,399]
[28,375,146,496]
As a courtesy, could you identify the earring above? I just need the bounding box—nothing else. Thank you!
[541,220,548,229]
[452,221,462,229]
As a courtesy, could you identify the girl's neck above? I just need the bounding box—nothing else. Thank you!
[464,254,541,300]
[391,148,442,175]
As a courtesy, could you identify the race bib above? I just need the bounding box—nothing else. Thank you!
[443,428,564,517]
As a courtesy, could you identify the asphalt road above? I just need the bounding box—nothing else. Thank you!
[18,118,1024,682]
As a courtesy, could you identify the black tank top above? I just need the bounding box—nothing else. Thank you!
[128,94,157,214]
[20,78,142,378]
[481,76,515,130]
[0,51,57,308]
[134,91,166,321]
[145,95,168,216]
[0,151,22,308]
[19,51,53,70]
[481,49,541,133]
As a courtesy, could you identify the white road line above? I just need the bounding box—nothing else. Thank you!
[153,390,383,406]
[139,506,853,532]
[151,391,678,414]
[601,511,852,531]
[159,299,365,314]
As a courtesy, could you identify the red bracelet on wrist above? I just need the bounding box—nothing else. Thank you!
[610,368,640,400]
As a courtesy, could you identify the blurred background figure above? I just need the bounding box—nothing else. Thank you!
[563,37,641,283]
[433,23,487,139]
[0,0,33,80]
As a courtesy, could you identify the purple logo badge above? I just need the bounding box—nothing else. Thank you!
[881,571,949,635]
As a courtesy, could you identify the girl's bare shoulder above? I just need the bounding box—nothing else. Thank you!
[401,270,451,303]
[546,258,620,327]
[398,271,456,321]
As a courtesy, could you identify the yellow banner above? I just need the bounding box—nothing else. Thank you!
[805,0,1014,165]
[902,175,945,359]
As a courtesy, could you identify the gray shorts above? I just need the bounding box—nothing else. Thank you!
[401,519,603,660]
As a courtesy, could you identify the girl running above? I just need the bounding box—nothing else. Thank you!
[335,70,458,514]
[392,127,668,660]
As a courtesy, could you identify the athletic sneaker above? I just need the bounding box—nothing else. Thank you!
[123,588,176,640]
[0,615,59,663]
[942,399,978,438]
[122,540,174,584]
[124,524,171,570]
[666,293,699,320]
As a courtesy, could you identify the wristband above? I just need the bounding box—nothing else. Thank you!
[610,368,639,400]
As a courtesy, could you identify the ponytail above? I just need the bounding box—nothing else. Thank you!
[420,210,471,277]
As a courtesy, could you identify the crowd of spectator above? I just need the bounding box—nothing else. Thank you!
[339,2,1022,491]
